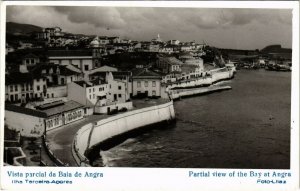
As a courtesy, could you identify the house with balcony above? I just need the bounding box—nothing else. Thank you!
[67,80,108,107]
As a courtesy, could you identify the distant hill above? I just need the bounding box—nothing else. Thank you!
[6,22,43,35]
[261,45,292,54]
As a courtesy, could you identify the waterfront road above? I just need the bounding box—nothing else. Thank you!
[46,115,108,166]
[45,99,169,166]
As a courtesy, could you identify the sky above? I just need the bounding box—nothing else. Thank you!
[6,6,293,50]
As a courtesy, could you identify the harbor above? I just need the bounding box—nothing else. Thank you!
[95,69,291,169]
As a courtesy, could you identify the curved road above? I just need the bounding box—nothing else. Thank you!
[46,115,108,166]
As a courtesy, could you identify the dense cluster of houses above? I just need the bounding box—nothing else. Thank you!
[6,26,207,55]
[5,46,210,136]
[4,26,220,137]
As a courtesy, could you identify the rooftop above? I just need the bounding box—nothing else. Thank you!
[5,72,44,85]
[74,80,92,88]
[23,53,39,59]
[36,100,84,117]
[89,65,118,74]
[47,50,93,57]
[30,63,81,77]
[159,56,184,65]
[5,104,47,118]
[131,68,161,79]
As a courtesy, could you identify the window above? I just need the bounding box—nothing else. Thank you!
[54,118,59,126]
[52,93,54,98]
[61,78,65,85]
[109,85,111,89]
[15,94,18,101]
[145,81,148,87]
[47,94,49,98]
[93,94,95,99]
[21,84,24,91]
[26,59,29,64]
[152,90,156,96]
[152,81,156,87]
[84,65,89,71]
[89,89,91,93]
[99,87,102,91]
[118,94,121,98]
[37,85,40,91]
[30,84,33,90]
[137,81,141,87]
[118,86,121,90]
[26,84,28,91]
[70,77,73,81]
[31,59,34,64]
[89,95,91,99]
[93,88,95,92]
[15,85,18,91]
[10,85,13,92]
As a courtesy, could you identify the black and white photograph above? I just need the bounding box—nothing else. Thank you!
[2,3,295,171]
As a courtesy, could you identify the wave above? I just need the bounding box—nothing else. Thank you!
[99,137,164,167]
[177,118,203,126]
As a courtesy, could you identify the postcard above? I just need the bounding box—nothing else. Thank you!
[0,1,299,190]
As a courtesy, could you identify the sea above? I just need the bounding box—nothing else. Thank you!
[94,69,291,169]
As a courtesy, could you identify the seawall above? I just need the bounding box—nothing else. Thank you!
[73,100,175,166]
[165,67,234,91]
[170,86,232,100]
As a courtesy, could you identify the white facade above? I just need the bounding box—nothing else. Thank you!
[185,58,204,71]
[5,77,47,103]
[132,79,161,97]
[106,72,130,104]
[5,110,45,137]
[170,40,180,45]
[181,46,192,51]
[44,108,84,131]
[68,81,108,107]
[46,85,67,98]
[86,84,108,106]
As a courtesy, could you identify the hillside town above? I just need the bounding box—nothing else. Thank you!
[4,24,292,166]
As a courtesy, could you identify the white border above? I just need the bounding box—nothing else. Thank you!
[0,1,299,191]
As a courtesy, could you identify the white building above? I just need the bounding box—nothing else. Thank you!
[159,45,174,54]
[169,40,180,45]
[5,72,47,103]
[5,100,84,136]
[68,80,108,107]
[68,71,132,114]
[131,68,162,97]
